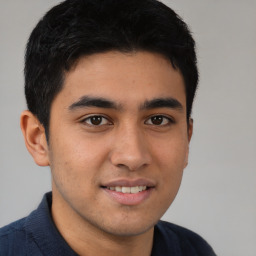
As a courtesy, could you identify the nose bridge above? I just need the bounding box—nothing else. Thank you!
[110,121,151,171]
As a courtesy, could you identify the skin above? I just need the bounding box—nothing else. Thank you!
[21,51,193,256]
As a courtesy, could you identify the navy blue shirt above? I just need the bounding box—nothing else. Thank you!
[0,192,216,255]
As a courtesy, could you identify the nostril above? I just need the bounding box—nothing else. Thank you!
[116,163,126,168]
[109,140,152,171]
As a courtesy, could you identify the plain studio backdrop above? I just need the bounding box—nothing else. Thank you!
[0,1,255,255]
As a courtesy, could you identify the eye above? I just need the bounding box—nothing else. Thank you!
[82,115,111,126]
[145,115,173,126]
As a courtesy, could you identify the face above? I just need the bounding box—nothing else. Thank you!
[47,51,192,237]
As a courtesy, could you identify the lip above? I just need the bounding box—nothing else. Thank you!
[101,178,156,206]
[101,178,156,188]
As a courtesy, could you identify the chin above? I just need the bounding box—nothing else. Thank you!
[103,223,155,237]
[90,214,158,237]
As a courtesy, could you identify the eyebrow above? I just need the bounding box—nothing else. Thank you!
[68,95,183,112]
[140,98,183,112]
[68,96,120,110]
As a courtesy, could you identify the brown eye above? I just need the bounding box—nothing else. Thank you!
[145,115,173,126]
[83,115,110,126]
[151,116,164,125]
[90,116,102,125]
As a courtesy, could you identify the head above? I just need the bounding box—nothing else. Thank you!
[24,0,198,141]
[21,0,198,241]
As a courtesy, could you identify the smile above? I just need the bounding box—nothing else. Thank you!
[101,178,155,205]
[107,186,147,194]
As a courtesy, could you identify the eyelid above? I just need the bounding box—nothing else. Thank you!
[80,114,113,126]
[79,113,175,127]
[144,114,175,125]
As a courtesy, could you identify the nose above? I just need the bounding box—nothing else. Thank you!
[109,126,152,171]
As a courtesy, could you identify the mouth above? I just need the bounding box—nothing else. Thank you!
[102,185,149,194]
[101,179,155,205]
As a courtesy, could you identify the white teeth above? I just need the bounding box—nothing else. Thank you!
[131,186,140,193]
[138,186,147,191]
[107,186,147,193]
[116,186,122,192]
[122,187,131,193]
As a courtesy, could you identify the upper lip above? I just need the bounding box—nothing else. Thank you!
[101,178,156,188]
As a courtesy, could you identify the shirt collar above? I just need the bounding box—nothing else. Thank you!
[24,192,177,256]
[25,192,78,256]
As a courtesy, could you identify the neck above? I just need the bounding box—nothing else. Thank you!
[51,187,154,256]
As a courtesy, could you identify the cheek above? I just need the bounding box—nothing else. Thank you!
[150,134,188,196]
[151,135,188,170]
[49,145,99,209]
[48,132,111,192]
[50,130,107,168]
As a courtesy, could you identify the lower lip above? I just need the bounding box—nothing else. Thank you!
[102,188,153,206]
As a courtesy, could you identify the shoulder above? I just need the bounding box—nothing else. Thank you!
[0,218,27,255]
[153,220,216,256]
[157,220,211,245]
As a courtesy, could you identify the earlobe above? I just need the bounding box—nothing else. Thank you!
[20,110,50,166]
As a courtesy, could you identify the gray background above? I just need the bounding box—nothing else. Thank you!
[0,1,256,255]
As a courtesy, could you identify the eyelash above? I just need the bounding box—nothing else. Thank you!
[145,115,175,126]
[81,115,112,126]
[80,114,174,127]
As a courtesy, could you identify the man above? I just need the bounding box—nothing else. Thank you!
[0,0,216,255]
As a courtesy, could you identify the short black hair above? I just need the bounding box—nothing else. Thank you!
[25,0,198,139]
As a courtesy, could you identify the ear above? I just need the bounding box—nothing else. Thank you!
[20,110,50,166]
[184,118,193,168]
[188,118,193,143]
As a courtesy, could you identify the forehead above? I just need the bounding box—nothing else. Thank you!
[56,51,186,109]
